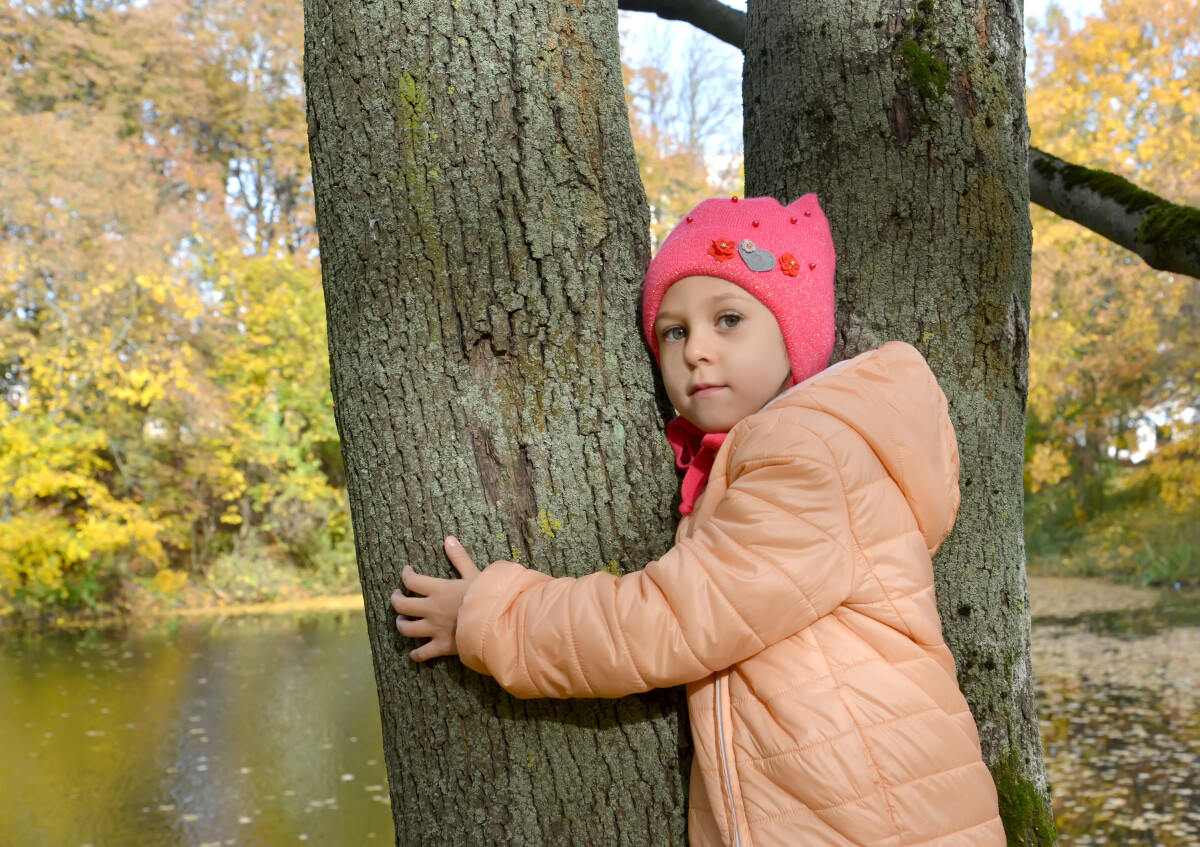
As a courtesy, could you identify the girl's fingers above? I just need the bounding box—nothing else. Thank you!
[444,536,480,579]
[401,565,445,596]
[410,637,452,663]
[390,589,426,617]
[394,540,475,665]
[395,616,435,639]
[396,540,478,603]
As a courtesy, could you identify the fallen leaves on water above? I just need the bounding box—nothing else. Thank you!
[1032,579,1200,845]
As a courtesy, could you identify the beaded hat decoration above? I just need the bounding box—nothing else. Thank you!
[641,194,837,388]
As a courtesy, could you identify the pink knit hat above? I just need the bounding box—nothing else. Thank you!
[641,194,836,387]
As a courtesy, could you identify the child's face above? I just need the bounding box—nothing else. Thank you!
[654,275,792,433]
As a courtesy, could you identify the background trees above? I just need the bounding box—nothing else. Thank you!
[6,0,1190,620]
[1022,0,1199,585]
[621,23,742,245]
[629,0,1200,281]
[0,0,349,617]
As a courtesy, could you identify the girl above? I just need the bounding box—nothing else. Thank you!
[392,195,1006,846]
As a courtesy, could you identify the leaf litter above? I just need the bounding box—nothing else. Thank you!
[1029,577,1200,845]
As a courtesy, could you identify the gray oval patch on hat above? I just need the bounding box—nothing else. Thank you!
[738,239,776,272]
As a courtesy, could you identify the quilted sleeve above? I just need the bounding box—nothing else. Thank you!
[454,423,856,699]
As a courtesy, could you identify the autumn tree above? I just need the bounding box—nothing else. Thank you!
[200,0,316,257]
[622,23,742,246]
[0,0,221,610]
[0,0,346,616]
[1023,0,1199,572]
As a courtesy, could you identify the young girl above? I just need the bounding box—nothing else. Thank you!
[392,195,1006,846]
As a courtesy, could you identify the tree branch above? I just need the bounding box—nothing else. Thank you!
[1029,148,1200,280]
[617,0,745,49]
[620,1,1200,280]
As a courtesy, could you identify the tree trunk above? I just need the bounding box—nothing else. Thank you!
[745,0,1055,843]
[303,1,690,844]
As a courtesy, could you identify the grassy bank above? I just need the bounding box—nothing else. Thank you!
[1025,474,1198,588]
[3,536,361,630]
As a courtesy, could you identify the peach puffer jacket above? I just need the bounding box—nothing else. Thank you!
[455,342,1005,846]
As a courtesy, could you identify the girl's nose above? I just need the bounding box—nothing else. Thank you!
[683,329,714,365]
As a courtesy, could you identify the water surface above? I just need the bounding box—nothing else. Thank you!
[1031,584,1200,845]
[1,611,392,847]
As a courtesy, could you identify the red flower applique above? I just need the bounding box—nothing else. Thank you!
[779,252,800,277]
[709,238,737,262]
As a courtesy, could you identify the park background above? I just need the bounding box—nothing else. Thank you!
[1,0,1197,844]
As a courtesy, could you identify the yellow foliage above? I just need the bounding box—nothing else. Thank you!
[1025,0,1199,512]
[1027,442,1072,494]
[151,568,189,596]
[0,0,341,617]
[1144,426,1200,515]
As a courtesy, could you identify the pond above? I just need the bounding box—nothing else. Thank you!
[0,609,393,847]
[1,579,1196,846]
[1030,578,1200,845]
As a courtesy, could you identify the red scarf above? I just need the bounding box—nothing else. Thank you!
[665,416,728,515]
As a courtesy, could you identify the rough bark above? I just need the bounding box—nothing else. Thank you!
[303,1,689,844]
[1029,147,1200,280]
[744,0,1055,844]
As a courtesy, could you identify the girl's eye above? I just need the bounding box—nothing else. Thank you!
[662,326,685,342]
[717,312,742,329]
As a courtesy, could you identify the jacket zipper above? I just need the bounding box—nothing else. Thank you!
[715,673,743,847]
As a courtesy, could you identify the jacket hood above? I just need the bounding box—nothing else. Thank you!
[765,341,961,556]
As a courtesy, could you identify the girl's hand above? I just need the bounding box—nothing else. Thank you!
[391,536,480,662]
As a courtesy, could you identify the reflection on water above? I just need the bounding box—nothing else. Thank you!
[1033,589,1200,845]
[0,611,392,847]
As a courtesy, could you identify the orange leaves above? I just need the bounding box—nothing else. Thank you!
[620,21,742,249]
[1025,0,1199,510]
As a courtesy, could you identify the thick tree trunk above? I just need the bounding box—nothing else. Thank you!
[303,1,689,844]
[744,0,1055,844]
